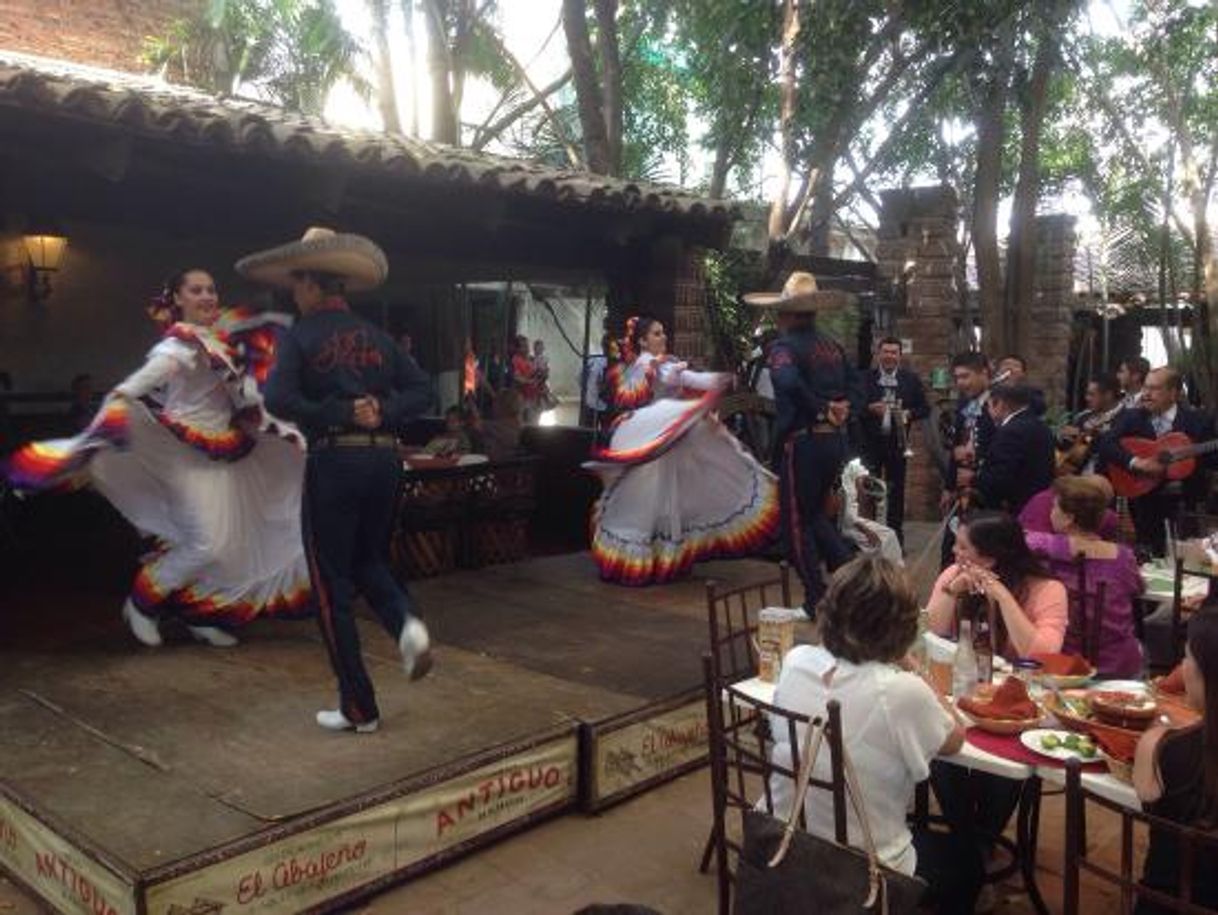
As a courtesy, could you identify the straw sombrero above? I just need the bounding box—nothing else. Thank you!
[742,271,853,313]
[235,227,388,292]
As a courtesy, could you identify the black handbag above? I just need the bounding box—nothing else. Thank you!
[732,716,927,915]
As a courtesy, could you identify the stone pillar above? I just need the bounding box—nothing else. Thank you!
[671,247,711,367]
[608,236,711,367]
[1027,214,1077,413]
[875,186,962,521]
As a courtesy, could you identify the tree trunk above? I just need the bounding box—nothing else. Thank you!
[709,134,732,199]
[402,0,420,136]
[593,0,622,175]
[767,0,800,248]
[1004,26,1056,357]
[368,0,401,133]
[423,0,459,144]
[563,0,611,174]
[805,159,835,256]
[973,24,1015,356]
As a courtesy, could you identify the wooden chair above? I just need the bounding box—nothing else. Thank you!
[702,653,848,915]
[1065,552,1109,672]
[1063,758,1218,915]
[705,561,793,687]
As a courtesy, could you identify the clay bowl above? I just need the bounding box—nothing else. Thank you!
[1089,690,1158,731]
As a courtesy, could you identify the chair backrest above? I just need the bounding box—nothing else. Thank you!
[1171,559,1218,670]
[705,563,793,685]
[1063,759,1218,915]
[1173,511,1218,542]
[1065,552,1108,669]
[703,653,847,915]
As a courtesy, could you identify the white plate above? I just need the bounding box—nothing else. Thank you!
[1020,728,1099,763]
[1091,680,1149,695]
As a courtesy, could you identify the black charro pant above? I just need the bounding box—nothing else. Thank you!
[778,430,854,610]
[302,446,418,724]
[863,435,909,541]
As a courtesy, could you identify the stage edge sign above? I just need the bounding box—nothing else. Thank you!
[591,698,708,805]
[145,734,578,915]
[0,792,136,915]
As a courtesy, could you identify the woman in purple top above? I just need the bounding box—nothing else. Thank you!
[1024,475,1144,677]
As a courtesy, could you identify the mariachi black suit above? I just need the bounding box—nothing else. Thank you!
[1097,405,1217,555]
[974,408,1056,515]
[860,366,929,540]
[941,395,997,567]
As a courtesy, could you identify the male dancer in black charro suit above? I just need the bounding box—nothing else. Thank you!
[744,272,862,610]
[250,227,434,734]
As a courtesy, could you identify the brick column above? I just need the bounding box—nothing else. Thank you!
[1027,214,1077,413]
[875,186,962,521]
[609,237,711,367]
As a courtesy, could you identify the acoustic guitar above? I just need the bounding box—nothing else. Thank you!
[1105,432,1218,498]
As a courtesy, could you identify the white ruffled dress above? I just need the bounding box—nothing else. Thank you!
[586,352,779,585]
[6,316,312,626]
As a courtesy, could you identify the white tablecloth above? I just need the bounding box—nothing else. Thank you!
[1141,562,1209,604]
[728,675,1138,810]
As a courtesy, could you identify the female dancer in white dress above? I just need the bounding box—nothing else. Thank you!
[5,269,311,646]
[587,315,779,584]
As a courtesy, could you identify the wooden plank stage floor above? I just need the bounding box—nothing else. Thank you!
[0,551,788,887]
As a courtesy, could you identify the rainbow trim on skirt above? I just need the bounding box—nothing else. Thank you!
[4,398,131,491]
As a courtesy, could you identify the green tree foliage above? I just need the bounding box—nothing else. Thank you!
[143,0,366,115]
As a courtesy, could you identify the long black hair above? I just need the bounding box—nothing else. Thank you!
[960,511,1053,654]
[1187,609,1218,826]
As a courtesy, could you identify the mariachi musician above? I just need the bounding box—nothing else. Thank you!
[861,336,928,544]
[940,351,998,566]
[1098,367,1216,555]
[1056,372,1124,476]
[974,383,1056,514]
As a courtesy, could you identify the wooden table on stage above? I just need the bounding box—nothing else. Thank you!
[391,454,539,578]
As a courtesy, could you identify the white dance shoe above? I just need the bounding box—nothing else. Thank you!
[122,599,162,647]
[399,618,433,681]
[188,626,239,648]
[316,710,379,733]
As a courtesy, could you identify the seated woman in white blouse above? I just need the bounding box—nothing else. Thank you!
[767,555,982,915]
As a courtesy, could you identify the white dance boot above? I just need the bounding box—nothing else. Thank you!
[399,618,433,681]
[122,599,162,647]
[188,625,239,648]
[316,710,379,733]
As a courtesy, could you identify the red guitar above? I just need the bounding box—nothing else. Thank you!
[1105,432,1218,498]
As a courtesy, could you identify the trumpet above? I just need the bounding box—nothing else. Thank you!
[881,392,915,458]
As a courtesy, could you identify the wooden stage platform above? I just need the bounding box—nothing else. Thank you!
[0,552,791,915]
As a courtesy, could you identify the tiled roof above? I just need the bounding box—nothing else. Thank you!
[0,50,737,224]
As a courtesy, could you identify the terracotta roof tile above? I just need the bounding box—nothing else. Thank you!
[0,50,738,225]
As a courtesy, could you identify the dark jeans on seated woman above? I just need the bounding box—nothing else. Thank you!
[930,761,1024,855]
[913,826,985,915]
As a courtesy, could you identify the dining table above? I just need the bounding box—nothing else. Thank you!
[728,666,1149,915]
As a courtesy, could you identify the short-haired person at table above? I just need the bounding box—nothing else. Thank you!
[1097,366,1216,555]
[1132,608,1218,914]
[1025,475,1144,678]
[926,512,1067,859]
[768,555,982,915]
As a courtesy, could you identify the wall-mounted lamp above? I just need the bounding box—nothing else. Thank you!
[23,227,68,303]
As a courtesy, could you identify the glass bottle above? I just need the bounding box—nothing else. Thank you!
[952,619,979,700]
[974,613,994,686]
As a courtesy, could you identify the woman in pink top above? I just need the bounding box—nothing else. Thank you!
[927,511,1067,660]
[928,511,1067,873]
